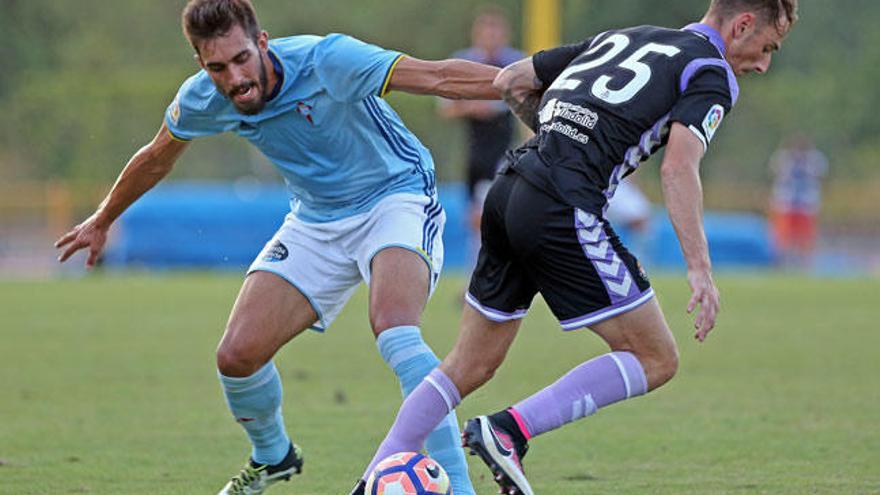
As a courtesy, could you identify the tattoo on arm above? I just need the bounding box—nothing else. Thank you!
[502,82,543,132]
[496,60,545,132]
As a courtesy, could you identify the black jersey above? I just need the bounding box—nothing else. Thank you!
[509,23,739,215]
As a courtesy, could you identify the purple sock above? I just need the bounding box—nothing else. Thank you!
[511,351,648,438]
[363,368,461,480]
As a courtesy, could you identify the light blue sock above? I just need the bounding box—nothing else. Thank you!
[219,362,291,465]
[377,326,475,495]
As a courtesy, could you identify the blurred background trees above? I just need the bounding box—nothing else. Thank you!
[0,0,876,221]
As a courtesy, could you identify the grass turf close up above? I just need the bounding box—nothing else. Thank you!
[0,273,878,494]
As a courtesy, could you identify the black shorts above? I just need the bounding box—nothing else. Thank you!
[466,170,653,330]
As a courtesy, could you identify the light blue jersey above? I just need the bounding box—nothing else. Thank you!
[165,34,436,223]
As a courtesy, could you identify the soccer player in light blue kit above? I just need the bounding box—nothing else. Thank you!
[54,1,502,494]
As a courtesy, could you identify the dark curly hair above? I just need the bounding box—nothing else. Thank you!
[182,0,261,53]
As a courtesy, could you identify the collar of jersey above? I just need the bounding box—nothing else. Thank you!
[265,48,284,102]
[682,23,726,56]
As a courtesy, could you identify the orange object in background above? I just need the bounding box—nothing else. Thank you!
[770,209,817,253]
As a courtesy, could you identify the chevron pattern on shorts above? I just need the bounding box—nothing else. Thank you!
[575,209,636,302]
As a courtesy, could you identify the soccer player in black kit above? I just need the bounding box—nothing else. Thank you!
[355,1,798,494]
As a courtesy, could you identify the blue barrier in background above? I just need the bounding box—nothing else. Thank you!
[104,181,772,271]
[104,182,289,268]
[647,210,774,268]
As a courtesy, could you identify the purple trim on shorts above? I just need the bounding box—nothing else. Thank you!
[560,288,655,331]
[679,58,739,105]
[574,210,641,305]
[682,23,726,56]
[464,292,528,322]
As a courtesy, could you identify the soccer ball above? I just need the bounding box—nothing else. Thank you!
[365,452,452,495]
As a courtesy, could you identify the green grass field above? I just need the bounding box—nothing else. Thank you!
[1,273,878,495]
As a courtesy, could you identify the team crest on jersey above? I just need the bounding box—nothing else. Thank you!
[170,94,181,125]
[702,104,724,142]
[295,101,314,125]
[262,241,288,262]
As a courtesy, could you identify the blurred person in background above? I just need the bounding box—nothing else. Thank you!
[769,133,828,269]
[438,5,525,274]
[605,177,653,259]
[52,0,502,493]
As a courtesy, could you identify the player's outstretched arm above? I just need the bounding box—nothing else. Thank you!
[54,123,189,268]
[660,123,720,342]
[386,56,500,100]
[493,57,543,132]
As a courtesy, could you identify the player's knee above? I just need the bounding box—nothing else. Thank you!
[641,345,679,391]
[369,306,420,335]
[657,348,680,387]
[216,339,265,378]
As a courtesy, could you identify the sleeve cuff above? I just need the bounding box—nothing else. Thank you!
[379,54,405,97]
[166,127,191,143]
[686,124,708,152]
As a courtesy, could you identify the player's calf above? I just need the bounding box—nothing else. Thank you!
[589,298,679,391]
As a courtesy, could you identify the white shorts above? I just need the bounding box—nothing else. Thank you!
[247,193,445,331]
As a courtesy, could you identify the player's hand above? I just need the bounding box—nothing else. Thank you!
[54,214,110,268]
[686,268,719,342]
